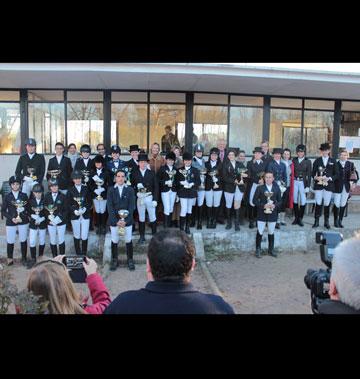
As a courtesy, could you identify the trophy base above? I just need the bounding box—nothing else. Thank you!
[96,196,103,201]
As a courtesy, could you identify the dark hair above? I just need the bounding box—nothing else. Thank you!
[147,230,195,281]
[115,169,126,177]
[283,148,291,157]
[55,142,64,148]
[67,143,76,149]
[238,150,246,155]
[97,143,105,150]
[264,171,274,176]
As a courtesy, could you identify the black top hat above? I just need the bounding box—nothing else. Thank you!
[48,178,59,187]
[182,152,192,161]
[296,144,306,152]
[25,138,36,146]
[129,144,140,152]
[253,146,263,154]
[32,184,44,193]
[138,153,149,162]
[71,170,83,179]
[9,175,21,185]
[209,147,220,155]
[80,144,91,153]
[93,154,105,164]
[272,147,283,155]
[165,152,176,161]
[320,143,331,151]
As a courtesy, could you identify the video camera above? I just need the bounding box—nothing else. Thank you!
[304,231,343,314]
[62,255,87,283]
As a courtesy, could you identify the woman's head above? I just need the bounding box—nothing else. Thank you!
[150,142,160,156]
[27,261,86,314]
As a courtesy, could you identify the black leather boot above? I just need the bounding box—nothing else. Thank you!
[298,205,305,227]
[74,238,81,255]
[138,222,146,244]
[248,206,255,229]
[38,244,45,257]
[81,239,88,255]
[190,205,197,227]
[7,243,14,266]
[27,247,37,269]
[212,207,219,229]
[268,234,276,257]
[225,208,232,230]
[255,232,262,258]
[339,206,346,228]
[110,242,118,271]
[292,205,299,225]
[312,205,321,228]
[20,241,28,265]
[163,214,168,229]
[59,242,65,256]
[126,242,135,271]
[333,206,340,228]
[150,221,157,235]
[96,213,101,235]
[185,214,191,234]
[324,206,330,229]
[179,216,186,231]
[50,244,58,257]
[206,206,212,229]
[234,209,240,231]
[197,205,203,230]
[168,213,173,228]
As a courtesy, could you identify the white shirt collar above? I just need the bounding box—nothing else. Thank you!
[96,168,103,174]
[256,160,262,164]
[36,198,41,204]
[28,153,35,159]
[12,191,19,199]
[185,166,191,170]
[275,159,281,164]
[266,184,272,191]
[167,165,173,171]
[56,154,62,162]
[210,160,217,167]
[75,184,82,192]
[298,157,304,163]
[52,192,58,198]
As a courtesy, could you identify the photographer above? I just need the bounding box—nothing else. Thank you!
[26,256,111,314]
[318,235,360,314]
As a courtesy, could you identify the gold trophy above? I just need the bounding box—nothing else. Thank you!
[317,166,327,186]
[27,167,37,181]
[264,191,274,214]
[95,178,105,200]
[166,169,176,188]
[199,168,207,190]
[48,169,61,179]
[81,170,91,185]
[118,209,129,235]
[12,199,27,222]
[32,206,43,225]
[45,204,57,221]
[209,170,219,189]
[179,169,190,188]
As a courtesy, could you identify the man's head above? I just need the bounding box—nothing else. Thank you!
[264,171,274,186]
[25,138,36,154]
[55,142,65,156]
[319,143,331,157]
[261,140,269,154]
[97,143,106,156]
[115,169,126,185]
[67,143,77,155]
[147,230,196,282]
[329,234,360,311]
[339,149,349,161]
[217,139,226,151]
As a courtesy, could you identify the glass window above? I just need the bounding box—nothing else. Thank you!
[67,91,103,102]
[270,109,302,153]
[67,103,103,152]
[150,92,185,103]
[28,103,65,154]
[150,104,186,153]
[339,112,360,158]
[0,103,21,153]
[111,103,148,154]
[112,91,147,102]
[194,93,228,105]
[341,101,360,112]
[304,111,334,156]
[230,96,263,106]
[271,97,302,108]
[193,105,228,155]
[305,99,334,110]
[229,107,263,155]
[0,91,20,101]
[28,90,64,101]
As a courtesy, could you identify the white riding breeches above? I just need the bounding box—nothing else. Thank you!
[293,180,307,206]
[110,225,132,244]
[161,191,177,215]
[93,199,107,214]
[47,224,66,245]
[71,218,90,240]
[257,221,276,235]
[224,187,244,209]
[29,228,46,247]
[137,195,156,222]
[6,224,29,244]
[205,190,223,207]
[180,198,194,217]
[315,190,333,206]
[334,187,349,208]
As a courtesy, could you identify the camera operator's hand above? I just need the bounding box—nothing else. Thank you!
[83,257,97,276]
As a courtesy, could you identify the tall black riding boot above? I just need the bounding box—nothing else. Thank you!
[74,238,81,255]
[96,213,101,235]
[185,214,191,234]
[197,205,203,230]
[339,206,346,228]
[81,239,88,255]
[298,205,306,227]
[212,207,220,229]
[138,222,146,244]
[168,212,173,228]
[234,209,240,231]
[255,232,262,258]
[190,205,197,227]
[239,206,246,226]
[333,206,340,228]
[7,243,14,265]
[268,234,276,257]
[225,208,232,230]
[179,216,186,231]
[163,214,168,229]
[110,242,118,271]
[248,206,255,229]
[27,247,37,269]
[324,206,330,229]
[38,244,45,257]
[50,244,58,257]
[292,204,299,225]
[126,241,135,271]
[206,206,212,229]
[150,220,157,235]
[312,204,322,228]
[20,241,28,265]
[59,242,66,256]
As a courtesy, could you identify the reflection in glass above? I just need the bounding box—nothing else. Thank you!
[0,103,21,153]
[339,112,360,158]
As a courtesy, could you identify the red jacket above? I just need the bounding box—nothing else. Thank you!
[82,273,111,314]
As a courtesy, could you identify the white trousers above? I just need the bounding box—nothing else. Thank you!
[257,221,276,235]
[137,195,156,222]
[224,187,244,209]
[194,190,205,207]
[315,190,333,206]
[71,218,90,240]
[180,198,194,216]
[93,199,107,214]
[161,191,177,215]
[6,224,29,244]
[205,190,223,207]
[29,228,46,247]
[334,187,349,208]
[47,224,66,245]
[293,180,307,206]
[110,225,132,244]
[249,183,258,207]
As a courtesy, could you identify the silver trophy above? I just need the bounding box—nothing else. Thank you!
[166,169,176,188]
[32,205,43,225]
[199,168,207,190]
[94,178,105,200]
[317,166,327,186]
[264,191,274,214]
[48,169,62,179]
[45,204,57,221]
[209,170,219,189]
[81,170,91,185]
[12,199,27,222]
[118,209,129,235]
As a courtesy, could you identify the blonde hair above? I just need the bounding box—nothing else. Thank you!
[27,262,86,314]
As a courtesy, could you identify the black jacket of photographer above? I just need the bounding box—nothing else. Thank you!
[253,182,282,222]
[334,160,359,193]
[67,184,93,220]
[175,166,201,199]
[46,155,73,191]
[43,191,68,226]
[318,299,360,314]
[15,153,46,184]
[157,165,178,193]
[292,157,312,188]
[88,167,112,200]
[27,195,47,230]
[205,159,223,192]
[221,160,246,193]
[131,167,159,202]
[107,184,135,227]
[1,191,29,226]
[312,157,339,192]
